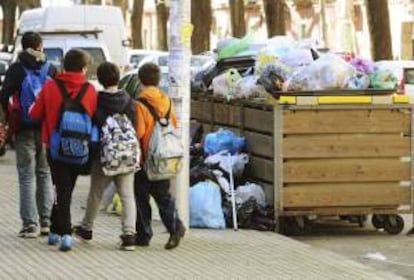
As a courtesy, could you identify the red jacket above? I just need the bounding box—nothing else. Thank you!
[30,72,98,147]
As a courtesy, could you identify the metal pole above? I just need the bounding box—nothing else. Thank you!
[228,153,238,231]
[169,0,192,227]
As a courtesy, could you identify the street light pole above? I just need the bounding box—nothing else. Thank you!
[168,0,192,227]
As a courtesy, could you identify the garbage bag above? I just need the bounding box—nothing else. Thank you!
[257,64,291,98]
[286,54,356,91]
[233,75,268,99]
[190,181,226,229]
[204,129,245,155]
[369,69,398,89]
[212,68,242,100]
[235,182,267,207]
[349,57,375,75]
[204,150,249,178]
[218,33,254,59]
[345,72,370,89]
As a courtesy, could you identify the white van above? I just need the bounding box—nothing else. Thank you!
[16,5,129,69]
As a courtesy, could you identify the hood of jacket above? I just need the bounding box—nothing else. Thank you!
[98,90,132,114]
[18,49,47,70]
[54,71,88,95]
[139,86,171,117]
[95,89,135,126]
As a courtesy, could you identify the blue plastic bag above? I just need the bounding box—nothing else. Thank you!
[190,181,226,229]
[203,129,245,155]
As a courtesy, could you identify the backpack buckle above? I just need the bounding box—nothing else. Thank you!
[159,118,169,126]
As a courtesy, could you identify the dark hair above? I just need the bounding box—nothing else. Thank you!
[63,48,90,72]
[138,62,160,86]
[21,32,42,50]
[97,62,120,88]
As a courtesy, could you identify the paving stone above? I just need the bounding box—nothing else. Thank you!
[0,152,405,280]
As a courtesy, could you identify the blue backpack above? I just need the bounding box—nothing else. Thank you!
[50,80,94,166]
[20,62,51,124]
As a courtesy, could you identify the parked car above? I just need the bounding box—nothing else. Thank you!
[128,49,166,69]
[118,67,169,98]
[137,52,215,79]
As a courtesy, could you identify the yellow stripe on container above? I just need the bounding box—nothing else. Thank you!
[393,94,410,104]
[278,96,296,104]
[317,96,372,104]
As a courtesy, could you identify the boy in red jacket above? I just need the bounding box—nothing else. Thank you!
[30,49,97,251]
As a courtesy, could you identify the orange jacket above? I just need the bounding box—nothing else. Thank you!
[135,86,177,159]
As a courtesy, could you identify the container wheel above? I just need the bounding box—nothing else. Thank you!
[372,214,385,229]
[383,215,404,235]
[357,215,367,227]
[282,216,308,236]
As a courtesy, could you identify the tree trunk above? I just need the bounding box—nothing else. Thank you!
[85,0,102,4]
[191,0,212,54]
[263,0,286,37]
[229,0,246,38]
[366,0,392,60]
[156,1,169,50]
[1,1,16,45]
[131,0,144,49]
[18,0,41,17]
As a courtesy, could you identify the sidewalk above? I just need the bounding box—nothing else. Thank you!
[0,151,405,280]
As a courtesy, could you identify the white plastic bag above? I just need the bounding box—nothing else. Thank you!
[287,54,356,91]
[235,182,267,207]
[234,75,268,99]
[204,151,249,178]
[212,68,242,99]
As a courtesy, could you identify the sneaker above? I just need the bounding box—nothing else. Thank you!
[48,233,60,245]
[120,234,136,251]
[18,226,37,238]
[135,234,150,247]
[59,235,73,252]
[164,225,186,250]
[40,226,50,236]
[73,225,92,241]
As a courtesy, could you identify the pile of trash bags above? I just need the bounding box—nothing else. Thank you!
[189,127,275,231]
[192,35,400,100]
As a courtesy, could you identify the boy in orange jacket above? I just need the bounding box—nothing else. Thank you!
[134,63,185,249]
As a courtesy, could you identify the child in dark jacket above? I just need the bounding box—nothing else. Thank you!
[30,48,97,252]
[73,62,138,251]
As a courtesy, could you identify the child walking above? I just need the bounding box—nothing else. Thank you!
[30,49,97,251]
[74,62,139,251]
[134,62,185,250]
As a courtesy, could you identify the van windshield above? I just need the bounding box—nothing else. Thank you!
[44,48,64,72]
[80,48,106,80]
[43,47,106,80]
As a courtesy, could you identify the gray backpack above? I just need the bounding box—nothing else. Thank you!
[100,113,141,176]
[139,98,183,181]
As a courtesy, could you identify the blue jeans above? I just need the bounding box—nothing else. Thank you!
[15,129,53,228]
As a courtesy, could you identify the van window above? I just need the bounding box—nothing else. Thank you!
[80,48,106,80]
[159,55,168,67]
[44,48,64,72]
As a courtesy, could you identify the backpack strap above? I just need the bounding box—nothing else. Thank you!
[138,98,171,122]
[39,62,51,82]
[55,79,89,103]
